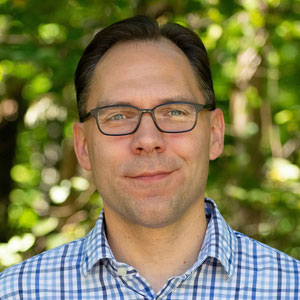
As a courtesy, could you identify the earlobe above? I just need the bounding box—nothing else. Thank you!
[209,108,225,160]
[73,122,92,171]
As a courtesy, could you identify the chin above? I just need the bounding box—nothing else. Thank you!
[126,204,183,229]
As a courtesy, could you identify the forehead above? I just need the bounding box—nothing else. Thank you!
[87,38,203,108]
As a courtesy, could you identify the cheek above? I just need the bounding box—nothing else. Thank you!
[170,133,210,183]
[169,131,209,160]
[89,138,128,176]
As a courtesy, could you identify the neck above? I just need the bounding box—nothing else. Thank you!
[104,199,207,293]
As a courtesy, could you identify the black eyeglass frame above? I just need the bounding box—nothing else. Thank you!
[79,101,216,136]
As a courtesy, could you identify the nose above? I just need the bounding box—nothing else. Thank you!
[130,113,166,155]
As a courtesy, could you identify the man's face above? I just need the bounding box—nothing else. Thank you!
[74,39,224,228]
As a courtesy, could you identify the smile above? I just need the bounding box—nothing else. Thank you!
[129,171,174,183]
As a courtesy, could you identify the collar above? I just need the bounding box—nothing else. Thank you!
[80,211,114,277]
[192,198,237,279]
[80,198,237,279]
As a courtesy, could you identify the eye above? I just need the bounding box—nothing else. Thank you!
[157,103,193,118]
[163,108,189,117]
[109,114,126,121]
[103,109,137,122]
[168,109,185,116]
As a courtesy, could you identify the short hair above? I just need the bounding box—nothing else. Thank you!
[75,15,215,118]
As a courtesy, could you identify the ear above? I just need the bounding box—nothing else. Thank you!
[73,122,92,171]
[209,108,225,160]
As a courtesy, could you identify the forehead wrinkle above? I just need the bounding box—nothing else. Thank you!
[94,93,197,108]
[99,59,187,90]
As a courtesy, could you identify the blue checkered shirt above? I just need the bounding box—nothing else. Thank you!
[1,198,300,299]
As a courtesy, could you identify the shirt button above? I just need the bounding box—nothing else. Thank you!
[117,267,127,276]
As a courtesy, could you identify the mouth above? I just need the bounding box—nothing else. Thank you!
[128,171,175,183]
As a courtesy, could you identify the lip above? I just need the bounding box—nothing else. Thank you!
[128,171,174,183]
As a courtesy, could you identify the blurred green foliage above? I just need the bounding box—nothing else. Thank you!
[0,0,299,270]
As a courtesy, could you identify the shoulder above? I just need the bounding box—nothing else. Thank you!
[206,198,300,280]
[0,237,85,299]
[233,230,300,276]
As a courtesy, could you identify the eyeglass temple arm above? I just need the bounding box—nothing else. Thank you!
[80,112,92,123]
[206,103,216,111]
[197,103,216,111]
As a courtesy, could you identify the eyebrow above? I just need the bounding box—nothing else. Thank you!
[96,95,197,107]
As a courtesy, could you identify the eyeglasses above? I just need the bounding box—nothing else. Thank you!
[80,101,215,136]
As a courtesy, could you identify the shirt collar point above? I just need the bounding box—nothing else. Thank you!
[202,198,238,278]
[80,210,115,275]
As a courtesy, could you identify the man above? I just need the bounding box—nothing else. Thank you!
[1,15,299,299]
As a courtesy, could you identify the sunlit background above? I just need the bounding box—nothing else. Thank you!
[0,0,299,270]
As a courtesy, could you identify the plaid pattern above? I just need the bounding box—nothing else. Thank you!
[1,198,299,299]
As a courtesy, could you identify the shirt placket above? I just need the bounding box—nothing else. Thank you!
[107,259,156,299]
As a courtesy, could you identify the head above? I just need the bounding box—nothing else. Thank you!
[73,16,224,229]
